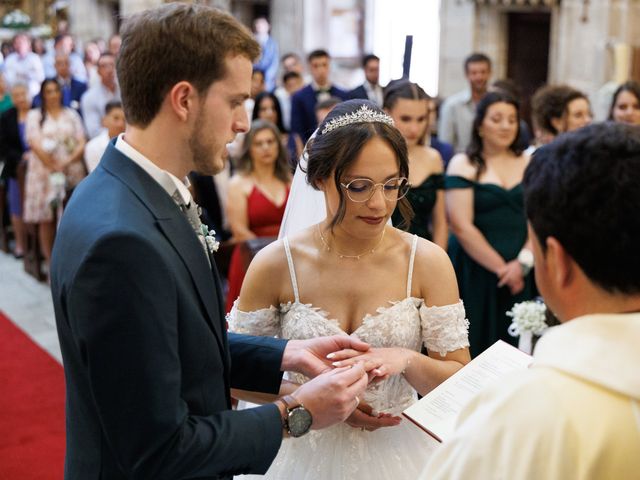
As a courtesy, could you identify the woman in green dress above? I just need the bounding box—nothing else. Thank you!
[386,81,447,249]
[446,91,536,356]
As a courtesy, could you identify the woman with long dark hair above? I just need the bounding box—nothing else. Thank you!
[23,78,85,266]
[608,81,640,126]
[445,91,536,356]
[225,119,292,311]
[252,91,303,164]
[384,81,447,249]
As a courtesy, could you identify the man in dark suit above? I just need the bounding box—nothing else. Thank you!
[290,49,349,142]
[348,54,383,107]
[32,53,87,114]
[50,5,372,479]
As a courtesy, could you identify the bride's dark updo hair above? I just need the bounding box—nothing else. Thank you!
[305,99,413,229]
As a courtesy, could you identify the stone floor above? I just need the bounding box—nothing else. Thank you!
[0,250,61,363]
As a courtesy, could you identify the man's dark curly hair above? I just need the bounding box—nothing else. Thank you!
[523,122,640,294]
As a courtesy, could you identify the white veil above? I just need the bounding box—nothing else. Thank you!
[278,130,326,239]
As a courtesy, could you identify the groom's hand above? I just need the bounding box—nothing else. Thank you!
[281,336,371,378]
[293,363,369,430]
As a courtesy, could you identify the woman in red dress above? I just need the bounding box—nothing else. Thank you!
[225,120,291,312]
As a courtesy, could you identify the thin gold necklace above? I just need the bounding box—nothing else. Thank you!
[317,224,386,260]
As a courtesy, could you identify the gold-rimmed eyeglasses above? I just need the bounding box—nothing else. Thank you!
[340,177,410,203]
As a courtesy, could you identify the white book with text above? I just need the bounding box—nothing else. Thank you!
[403,340,533,442]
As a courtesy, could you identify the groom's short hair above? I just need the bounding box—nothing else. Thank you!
[523,122,640,294]
[117,3,260,127]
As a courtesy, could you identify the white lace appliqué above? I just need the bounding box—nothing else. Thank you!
[420,300,470,357]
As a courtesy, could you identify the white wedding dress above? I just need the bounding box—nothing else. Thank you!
[228,235,470,479]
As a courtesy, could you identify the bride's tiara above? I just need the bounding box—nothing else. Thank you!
[321,105,395,135]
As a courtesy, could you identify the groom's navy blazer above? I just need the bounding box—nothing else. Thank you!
[51,142,287,479]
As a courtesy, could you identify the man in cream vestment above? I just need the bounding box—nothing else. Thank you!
[422,122,640,479]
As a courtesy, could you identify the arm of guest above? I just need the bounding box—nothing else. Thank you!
[24,112,57,170]
[66,110,87,165]
[437,98,456,147]
[28,140,57,170]
[429,150,448,251]
[445,154,506,275]
[226,175,257,241]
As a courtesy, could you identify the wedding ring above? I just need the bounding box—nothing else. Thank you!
[355,396,360,407]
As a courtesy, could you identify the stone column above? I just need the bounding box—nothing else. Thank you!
[68,0,116,42]
[271,0,305,59]
[438,0,475,97]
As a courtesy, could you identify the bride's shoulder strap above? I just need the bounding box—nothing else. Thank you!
[406,234,419,298]
[283,237,300,303]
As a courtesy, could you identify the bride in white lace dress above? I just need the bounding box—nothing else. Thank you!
[228,100,471,479]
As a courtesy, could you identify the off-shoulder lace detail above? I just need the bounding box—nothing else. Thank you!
[227,299,281,337]
[420,300,470,356]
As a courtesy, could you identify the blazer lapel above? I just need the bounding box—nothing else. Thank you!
[100,143,227,355]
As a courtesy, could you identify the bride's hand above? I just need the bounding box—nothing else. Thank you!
[328,347,412,378]
[345,400,402,432]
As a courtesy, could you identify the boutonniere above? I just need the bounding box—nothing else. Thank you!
[199,224,220,253]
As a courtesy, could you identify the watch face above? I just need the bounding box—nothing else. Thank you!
[288,407,313,437]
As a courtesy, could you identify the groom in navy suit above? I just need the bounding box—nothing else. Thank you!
[50,4,371,479]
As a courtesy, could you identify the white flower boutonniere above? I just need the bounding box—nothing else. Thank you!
[199,224,220,253]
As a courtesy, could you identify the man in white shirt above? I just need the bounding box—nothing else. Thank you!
[438,53,491,152]
[422,122,640,479]
[274,70,303,131]
[3,33,44,98]
[80,52,120,138]
[84,100,125,173]
[42,34,87,83]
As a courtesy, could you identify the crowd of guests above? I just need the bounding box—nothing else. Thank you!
[0,32,126,269]
[215,46,640,361]
[1,26,640,360]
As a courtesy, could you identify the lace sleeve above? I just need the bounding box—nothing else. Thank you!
[227,299,281,337]
[420,300,470,356]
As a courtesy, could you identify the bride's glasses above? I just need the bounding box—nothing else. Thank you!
[340,177,410,203]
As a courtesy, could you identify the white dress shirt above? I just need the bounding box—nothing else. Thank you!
[437,89,476,153]
[114,134,191,205]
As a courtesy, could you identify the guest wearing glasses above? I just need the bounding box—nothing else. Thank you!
[228,100,470,480]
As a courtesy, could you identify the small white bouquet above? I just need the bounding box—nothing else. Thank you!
[507,300,551,354]
[507,300,548,337]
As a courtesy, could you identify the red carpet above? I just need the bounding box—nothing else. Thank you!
[0,311,65,479]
